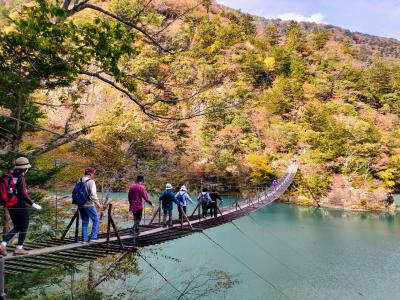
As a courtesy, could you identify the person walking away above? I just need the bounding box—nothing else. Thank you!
[72,167,102,244]
[209,189,223,218]
[0,157,42,256]
[159,183,180,227]
[128,175,153,235]
[197,188,212,218]
[175,185,194,224]
[272,179,277,189]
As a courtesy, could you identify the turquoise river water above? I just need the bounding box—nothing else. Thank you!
[7,195,400,299]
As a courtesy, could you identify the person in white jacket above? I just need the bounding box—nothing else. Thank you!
[175,185,193,223]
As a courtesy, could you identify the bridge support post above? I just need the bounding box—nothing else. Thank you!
[0,258,5,300]
[149,205,161,226]
[106,204,124,249]
[61,209,80,241]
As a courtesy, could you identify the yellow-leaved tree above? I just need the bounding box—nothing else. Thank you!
[247,153,274,185]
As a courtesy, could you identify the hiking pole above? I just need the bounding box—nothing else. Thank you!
[0,258,5,300]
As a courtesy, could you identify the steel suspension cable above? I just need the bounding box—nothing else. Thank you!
[201,231,293,300]
[136,251,188,299]
[244,213,364,299]
[229,220,335,300]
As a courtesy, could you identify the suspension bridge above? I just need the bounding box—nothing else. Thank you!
[0,162,298,299]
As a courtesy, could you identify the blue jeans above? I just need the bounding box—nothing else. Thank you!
[78,206,99,242]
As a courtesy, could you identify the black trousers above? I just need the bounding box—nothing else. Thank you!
[4,206,29,246]
[178,205,187,222]
[201,203,208,217]
[208,202,218,218]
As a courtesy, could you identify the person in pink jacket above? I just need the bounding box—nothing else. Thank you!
[128,175,153,236]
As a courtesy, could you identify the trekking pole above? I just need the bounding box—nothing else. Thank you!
[0,258,5,300]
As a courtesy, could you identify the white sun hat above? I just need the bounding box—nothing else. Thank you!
[14,157,32,170]
[180,185,187,192]
[166,183,173,189]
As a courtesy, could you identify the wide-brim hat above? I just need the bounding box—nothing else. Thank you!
[166,183,173,189]
[14,157,32,170]
[180,185,187,192]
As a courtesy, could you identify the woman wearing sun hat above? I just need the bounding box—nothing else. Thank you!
[0,157,42,256]
[175,185,194,223]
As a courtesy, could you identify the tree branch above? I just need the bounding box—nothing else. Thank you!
[131,0,154,21]
[25,123,100,157]
[152,1,203,37]
[65,2,169,52]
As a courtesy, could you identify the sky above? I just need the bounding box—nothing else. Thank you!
[217,0,400,40]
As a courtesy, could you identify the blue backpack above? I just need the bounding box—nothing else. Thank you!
[72,178,91,206]
[176,192,185,203]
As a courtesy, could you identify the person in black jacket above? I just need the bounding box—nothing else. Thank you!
[209,189,223,218]
[0,157,42,256]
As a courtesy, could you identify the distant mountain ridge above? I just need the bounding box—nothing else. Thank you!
[216,2,400,60]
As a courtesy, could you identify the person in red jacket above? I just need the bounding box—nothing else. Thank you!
[128,175,153,236]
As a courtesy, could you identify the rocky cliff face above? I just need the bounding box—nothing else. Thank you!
[320,175,391,211]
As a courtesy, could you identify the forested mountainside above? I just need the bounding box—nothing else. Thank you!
[1,0,400,211]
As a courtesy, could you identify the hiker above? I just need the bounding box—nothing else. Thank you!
[159,183,180,227]
[209,189,223,218]
[386,192,394,206]
[197,188,212,218]
[0,157,42,256]
[272,179,277,189]
[128,175,153,235]
[72,167,101,244]
[175,185,194,223]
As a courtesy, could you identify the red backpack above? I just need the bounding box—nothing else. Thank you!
[0,173,18,207]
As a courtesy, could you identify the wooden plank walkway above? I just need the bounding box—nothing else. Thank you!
[1,163,298,274]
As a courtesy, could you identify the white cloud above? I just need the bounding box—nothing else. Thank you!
[275,12,325,24]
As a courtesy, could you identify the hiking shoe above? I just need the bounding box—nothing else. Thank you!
[168,224,173,228]
[14,248,29,255]
[81,241,89,245]
[162,224,167,228]
[0,244,8,257]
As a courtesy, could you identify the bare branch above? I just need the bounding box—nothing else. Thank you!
[25,123,100,157]
[131,0,154,21]
[80,71,243,121]
[31,101,96,107]
[79,70,150,115]
[65,3,169,52]
[152,1,203,37]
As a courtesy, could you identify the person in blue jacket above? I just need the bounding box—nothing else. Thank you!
[175,185,194,223]
[159,183,180,227]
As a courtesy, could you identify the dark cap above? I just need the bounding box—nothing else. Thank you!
[136,175,145,182]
